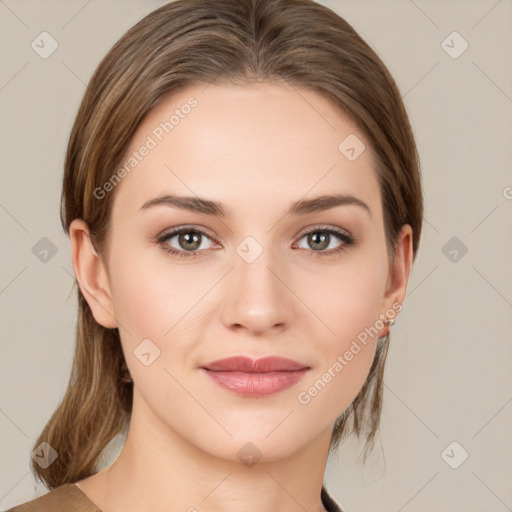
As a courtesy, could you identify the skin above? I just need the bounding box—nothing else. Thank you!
[71,82,413,512]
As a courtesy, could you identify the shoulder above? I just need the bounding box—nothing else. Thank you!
[5,484,101,512]
[321,485,344,512]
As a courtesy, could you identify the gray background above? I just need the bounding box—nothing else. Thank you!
[1,0,511,511]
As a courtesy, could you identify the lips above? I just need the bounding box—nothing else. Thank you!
[200,356,309,373]
[200,356,311,397]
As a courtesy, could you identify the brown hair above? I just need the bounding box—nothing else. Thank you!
[32,0,423,489]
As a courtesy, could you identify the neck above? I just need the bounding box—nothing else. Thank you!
[84,388,333,512]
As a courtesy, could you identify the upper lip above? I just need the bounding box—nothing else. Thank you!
[200,356,310,373]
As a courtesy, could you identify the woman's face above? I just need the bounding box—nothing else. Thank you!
[76,82,411,463]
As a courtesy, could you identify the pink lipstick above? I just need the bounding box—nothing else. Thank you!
[200,356,310,397]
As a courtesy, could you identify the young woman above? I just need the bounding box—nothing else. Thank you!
[8,0,423,510]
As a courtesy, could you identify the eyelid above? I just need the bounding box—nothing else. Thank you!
[156,224,217,241]
[157,223,353,241]
[294,223,352,240]
[156,225,220,251]
[156,223,355,258]
[292,225,355,255]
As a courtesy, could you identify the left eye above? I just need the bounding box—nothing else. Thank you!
[295,229,347,252]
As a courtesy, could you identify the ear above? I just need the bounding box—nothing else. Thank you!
[69,219,118,329]
[379,224,414,334]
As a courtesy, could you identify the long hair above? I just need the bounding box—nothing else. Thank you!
[32,0,423,488]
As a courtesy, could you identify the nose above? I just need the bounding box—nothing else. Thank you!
[220,245,293,335]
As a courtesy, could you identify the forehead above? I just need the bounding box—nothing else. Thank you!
[110,82,381,220]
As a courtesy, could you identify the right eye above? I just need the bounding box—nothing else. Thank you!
[157,226,218,259]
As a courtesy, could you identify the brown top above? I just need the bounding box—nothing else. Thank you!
[6,484,100,512]
[6,483,343,512]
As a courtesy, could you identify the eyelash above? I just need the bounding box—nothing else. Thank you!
[156,225,355,260]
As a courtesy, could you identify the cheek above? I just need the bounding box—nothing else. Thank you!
[293,253,386,415]
[107,250,207,399]
[296,277,381,424]
[299,250,387,345]
[107,237,205,337]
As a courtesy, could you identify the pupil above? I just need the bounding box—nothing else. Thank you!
[180,231,200,250]
[310,232,328,250]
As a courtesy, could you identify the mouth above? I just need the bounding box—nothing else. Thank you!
[199,356,311,397]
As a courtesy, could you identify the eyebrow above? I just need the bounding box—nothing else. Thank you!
[139,193,372,218]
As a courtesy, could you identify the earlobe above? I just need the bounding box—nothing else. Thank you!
[69,219,118,329]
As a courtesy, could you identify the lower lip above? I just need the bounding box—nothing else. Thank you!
[201,368,310,397]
